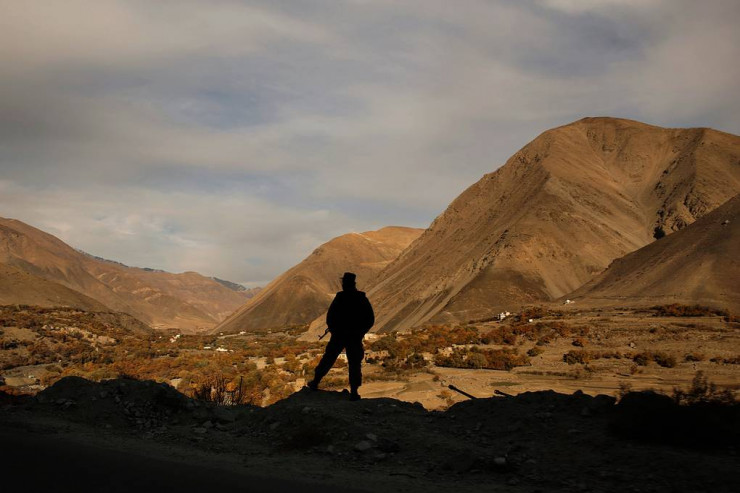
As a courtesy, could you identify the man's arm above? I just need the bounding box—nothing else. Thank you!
[362,295,375,333]
[326,293,341,330]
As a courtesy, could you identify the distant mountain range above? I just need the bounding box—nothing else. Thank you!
[0,218,256,332]
[74,251,259,295]
[210,277,259,294]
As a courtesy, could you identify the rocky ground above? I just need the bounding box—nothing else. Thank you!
[1,376,738,492]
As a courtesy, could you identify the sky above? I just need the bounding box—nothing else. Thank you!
[1,0,739,287]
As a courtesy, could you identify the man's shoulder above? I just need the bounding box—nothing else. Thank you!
[337,290,366,296]
[334,290,368,302]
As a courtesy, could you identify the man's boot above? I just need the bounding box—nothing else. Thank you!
[349,387,361,401]
[306,380,319,391]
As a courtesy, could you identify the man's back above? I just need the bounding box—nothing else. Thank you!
[327,289,374,337]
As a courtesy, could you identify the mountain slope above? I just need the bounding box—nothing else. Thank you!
[364,117,740,332]
[567,194,740,311]
[213,227,423,333]
[0,263,109,311]
[0,218,252,331]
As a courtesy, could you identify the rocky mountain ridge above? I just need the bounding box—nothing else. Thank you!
[356,117,739,333]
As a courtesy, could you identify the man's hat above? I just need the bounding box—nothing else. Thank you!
[341,272,356,283]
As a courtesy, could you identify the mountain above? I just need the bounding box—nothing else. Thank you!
[0,217,253,331]
[211,277,246,292]
[0,263,109,311]
[213,226,423,333]
[359,117,740,333]
[210,278,262,300]
[567,194,739,311]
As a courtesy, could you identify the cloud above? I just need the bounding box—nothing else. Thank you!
[537,0,664,15]
[0,180,352,286]
[0,1,333,71]
[0,0,738,286]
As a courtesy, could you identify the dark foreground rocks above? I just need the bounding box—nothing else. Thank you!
[1,377,738,493]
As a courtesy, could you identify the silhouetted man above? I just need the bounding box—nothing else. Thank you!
[307,272,374,401]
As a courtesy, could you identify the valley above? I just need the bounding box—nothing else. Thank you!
[2,118,738,410]
[2,303,737,411]
[3,2,740,488]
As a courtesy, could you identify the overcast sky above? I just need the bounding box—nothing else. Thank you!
[1,0,738,286]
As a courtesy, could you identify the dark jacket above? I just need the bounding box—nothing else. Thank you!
[326,289,374,338]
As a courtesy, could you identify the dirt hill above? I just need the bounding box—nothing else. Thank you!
[2,377,738,492]
[567,194,740,311]
[0,263,109,311]
[213,227,423,334]
[360,117,740,333]
[0,217,253,331]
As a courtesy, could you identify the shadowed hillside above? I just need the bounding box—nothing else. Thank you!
[567,194,740,311]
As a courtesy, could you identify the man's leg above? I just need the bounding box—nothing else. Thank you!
[346,338,365,400]
[309,335,344,388]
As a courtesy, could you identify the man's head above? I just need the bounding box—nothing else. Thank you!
[341,272,356,291]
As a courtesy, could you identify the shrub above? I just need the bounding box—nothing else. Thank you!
[483,322,570,346]
[466,352,487,369]
[448,326,481,345]
[563,350,591,365]
[633,353,650,366]
[516,306,551,322]
[482,327,518,345]
[434,347,529,370]
[710,356,740,365]
[482,349,530,370]
[370,334,407,360]
[673,371,736,405]
[654,352,677,368]
[594,351,624,359]
[574,326,591,336]
[536,334,554,346]
[633,351,677,368]
[572,337,586,347]
[527,346,544,357]
[403,352,428,370]
[652,304,728,317]
[617,381,632,400]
